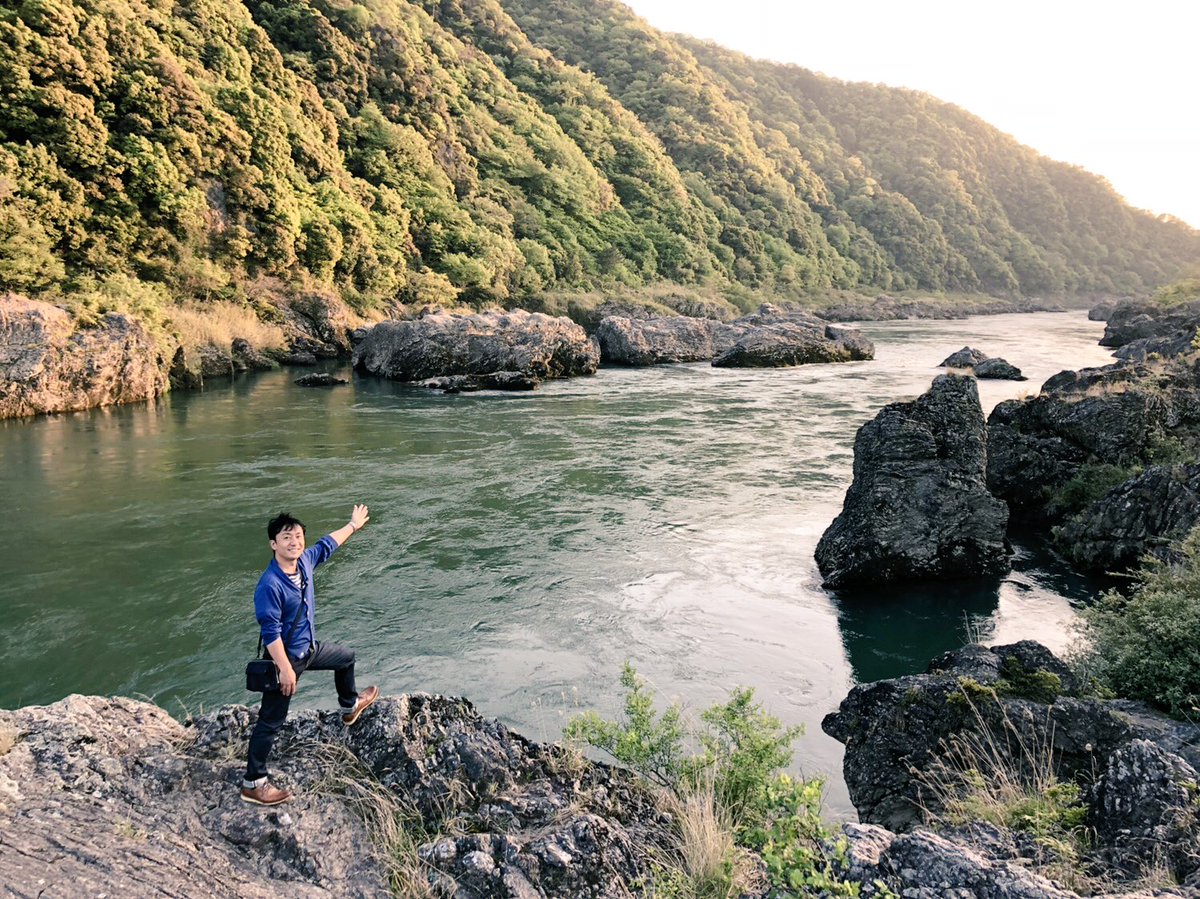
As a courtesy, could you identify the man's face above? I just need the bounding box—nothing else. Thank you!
[270,524,306,563]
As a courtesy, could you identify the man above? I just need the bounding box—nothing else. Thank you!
[241,503,379,806]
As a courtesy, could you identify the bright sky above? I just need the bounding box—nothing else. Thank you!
[622,0,1200,229]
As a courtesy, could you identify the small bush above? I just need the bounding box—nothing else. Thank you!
[567,665,877,898]
[1076,528,1200,717]
[1045,463,1140,518]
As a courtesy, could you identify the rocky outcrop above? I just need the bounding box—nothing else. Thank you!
[973,357,1026,380]
[0,693,674,898]
[294,373,347,387]
[1055,463,1200,571]
[595,314,724,365]
[1101,298,1200,351]
[596,304,874,367]
[1113,329,1197,362]
[353,310,599,386]
[274,289,358,359]
[986,358,1200,525]
[825,641,1200,892]
[232,338,278,372]
[815,374,1010,587]
[938,347,1026,380]
[940,346,989,368]
[711,322,866,367]
[0,295,170,419]
[422,371,540,392]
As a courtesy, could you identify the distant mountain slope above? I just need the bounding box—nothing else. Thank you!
[504,0,1199,296]
[0,0,1195,315]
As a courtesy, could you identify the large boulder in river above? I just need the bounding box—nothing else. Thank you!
[595,315,722,365]
[597,304,873,367]
[815,374,1010,588]
[939,346,989,368]
[0,294,169,419]
[353,309,599,384]
[712,322,864,367]
[1055,463,1200,572]
[973,357,1026,380]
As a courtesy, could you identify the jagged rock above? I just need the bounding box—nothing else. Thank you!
[596,304,873,367]
[595,315,722,365]
[1055,463,1200,571]
[1088,739,1200,881]
[1102,299,1200,348]
[973,357,1027,380]
[841,823,1079,899]
[294,373,347,387]
[566,300,663,334]
[0,693,675,898]
[987,357,1200,525]
[1114,329,1197,362]
[711,322,858,367]
[940,346,990,368]
[815,374,1010,588]
[422,371,540,392]
[0,294,169,419]
[232,338,278,372]
[353,310,598,383]
[823,641,1200,837]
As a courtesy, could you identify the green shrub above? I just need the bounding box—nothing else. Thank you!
[1076,528,1200,717]
[1045,463,1140,518]
[566,665,883,897]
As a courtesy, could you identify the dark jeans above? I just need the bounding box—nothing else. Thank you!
[245,640,357,782]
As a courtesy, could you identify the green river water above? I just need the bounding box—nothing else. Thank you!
[0,311,1117,814]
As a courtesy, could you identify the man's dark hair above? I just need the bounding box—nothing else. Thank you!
[267,512,306,541]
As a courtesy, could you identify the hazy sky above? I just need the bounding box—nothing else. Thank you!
[622,0,1200,229]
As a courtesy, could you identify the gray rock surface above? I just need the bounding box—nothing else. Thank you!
[353,310,599,383]
[595,304,874,367]
[0,693,674,898]
[423,371,540,392]
[940,346,990,368]
[294,373,348,387]
[987,357,1200,525]
[275,289,357,359]
[819,295,1058,322]
[595,314,723,365]
[823,641,1200,845]
[815,374,1010,587]
[0,294,169,419]
[1101,299,1200,349]
[1114,330,1197,362]
[1056,463,1200,572]
[233,337,279,372]
[973,357,1026,380]
[1088,298,1123,321]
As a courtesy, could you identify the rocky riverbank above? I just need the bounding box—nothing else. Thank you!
[6,643,1197,898]
[826,641,1200,897]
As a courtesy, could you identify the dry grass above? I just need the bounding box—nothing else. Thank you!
[916,688,1095,893]
[651,771,762,899]
[166,301,287,355]
[306,741,443,899]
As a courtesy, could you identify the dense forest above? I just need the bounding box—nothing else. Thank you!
[1,0,1196,318]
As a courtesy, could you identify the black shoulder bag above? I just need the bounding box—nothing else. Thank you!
[245,595,307,692]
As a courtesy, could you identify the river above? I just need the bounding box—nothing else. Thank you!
[0,311,1116,815]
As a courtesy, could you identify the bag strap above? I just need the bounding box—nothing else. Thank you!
[256,570,309,659]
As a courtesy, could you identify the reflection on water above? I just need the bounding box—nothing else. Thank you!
[832,577,1003,686]
[0,312,1117,817]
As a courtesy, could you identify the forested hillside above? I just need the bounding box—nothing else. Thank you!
[1,0,1196,319]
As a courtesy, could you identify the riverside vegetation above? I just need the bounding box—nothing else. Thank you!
[1,0,1198,357]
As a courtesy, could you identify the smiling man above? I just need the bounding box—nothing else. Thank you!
[241,504,379,806]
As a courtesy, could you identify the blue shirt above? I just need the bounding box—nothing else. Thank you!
[253,535,338,657]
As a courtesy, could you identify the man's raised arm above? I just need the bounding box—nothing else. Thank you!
[329,503,370,547]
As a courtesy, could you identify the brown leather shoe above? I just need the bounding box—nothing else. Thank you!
[240,781,293,806]
[342,685,379,726]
